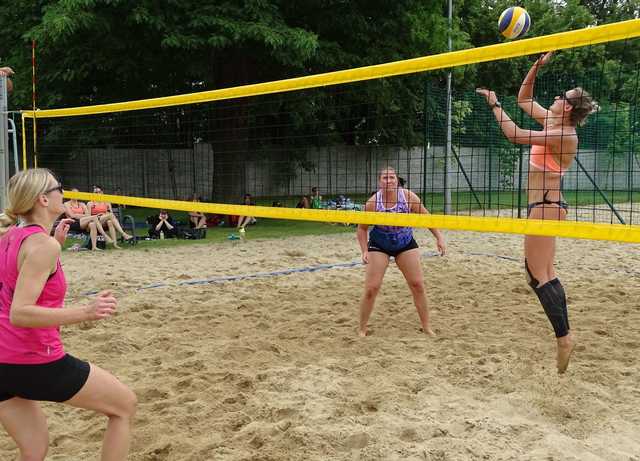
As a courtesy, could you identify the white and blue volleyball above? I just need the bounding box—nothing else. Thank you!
[498,6,531,39]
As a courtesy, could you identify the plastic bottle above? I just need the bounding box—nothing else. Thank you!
[160,230,165,240]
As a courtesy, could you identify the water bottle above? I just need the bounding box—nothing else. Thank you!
[160,230,165,240]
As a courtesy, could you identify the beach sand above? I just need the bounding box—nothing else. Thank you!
[1,230,639,460]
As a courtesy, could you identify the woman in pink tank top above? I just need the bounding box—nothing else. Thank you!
[477,52,598,374]
[0,169,136,460]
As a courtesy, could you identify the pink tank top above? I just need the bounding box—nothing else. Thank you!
[0,225,67,364]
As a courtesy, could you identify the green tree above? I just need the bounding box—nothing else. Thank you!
[1,0,637,199]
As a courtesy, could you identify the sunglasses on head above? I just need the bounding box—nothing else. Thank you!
[44,184,64,195]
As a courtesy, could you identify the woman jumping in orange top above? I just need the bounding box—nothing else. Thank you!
[477,51,598,374]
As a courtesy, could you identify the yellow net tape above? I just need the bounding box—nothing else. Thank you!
[23,19,640,119]
[66,191,640,244]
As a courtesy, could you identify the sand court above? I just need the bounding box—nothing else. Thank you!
[1,230,639,460]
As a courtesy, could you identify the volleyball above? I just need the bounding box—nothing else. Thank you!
[498,6,531,39]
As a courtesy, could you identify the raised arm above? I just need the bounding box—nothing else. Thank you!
[476,88,564,149]
[518,52,553,126]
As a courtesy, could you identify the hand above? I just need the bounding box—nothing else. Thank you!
[84,290,117,321]
[436,237,446,256]
[1,67,14,93]
[361,251,369,264]
[536,51,554,67]
[475,88,498,107]
[53,218,73,246]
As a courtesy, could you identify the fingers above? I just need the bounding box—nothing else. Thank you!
[98,294,117,305]
[91,291,118,320]
[55,219,73,234]
[97,289,116,301]
[94,304,117,319]
[475,88,493,98]
[96,290,117,305]
[538,51,554,64]
[84,291,118,321]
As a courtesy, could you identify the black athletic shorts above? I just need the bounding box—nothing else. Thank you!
[368,237,419,258]
[0,354,90,403]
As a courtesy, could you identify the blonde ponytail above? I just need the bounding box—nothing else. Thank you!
[0,209,17,236]
[0,168,55,236]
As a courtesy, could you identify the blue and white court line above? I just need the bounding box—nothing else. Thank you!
[81,251,521,296]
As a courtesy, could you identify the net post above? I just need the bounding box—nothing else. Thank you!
[517,111,524,218]
[445,72,453,214]
[0,75,9,211]
[422,80,428,204]
[443,0,453,215]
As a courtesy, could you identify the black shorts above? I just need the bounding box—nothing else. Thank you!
[0,354,90,403]
[68,219,84,233]
[368,237,419,258]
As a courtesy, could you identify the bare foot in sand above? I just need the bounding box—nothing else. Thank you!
[358,327,368,337]
[421,327,436,337]
[557,333,575,374]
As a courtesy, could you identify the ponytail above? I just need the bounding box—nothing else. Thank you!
[0,209,17,236]
[0,168,55,236]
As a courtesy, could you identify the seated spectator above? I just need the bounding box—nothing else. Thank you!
[148,210,177,239]
[110,186,126,217]
[87,185,134,247]
[296,196,310,208]
[64,189,114,251]
[237,193,256,232]
[206,214,224,227]
[188,194,207,229]
[310,186,323,209]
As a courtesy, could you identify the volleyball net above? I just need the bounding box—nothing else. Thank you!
[20,19,640,243]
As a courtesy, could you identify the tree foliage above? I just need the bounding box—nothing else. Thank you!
[1,0,638,197]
